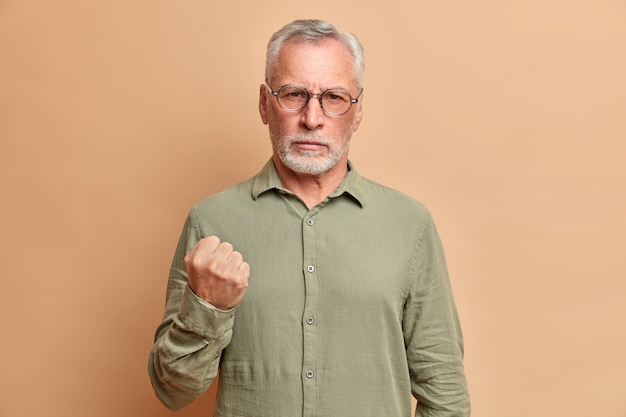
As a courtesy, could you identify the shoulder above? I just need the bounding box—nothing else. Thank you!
[356,174,432,221]
[191,176,256,215]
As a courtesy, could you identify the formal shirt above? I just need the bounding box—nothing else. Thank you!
[148,159,470,417]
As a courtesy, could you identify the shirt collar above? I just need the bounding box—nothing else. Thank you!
[251,159,366,208]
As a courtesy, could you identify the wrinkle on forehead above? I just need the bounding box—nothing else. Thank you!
[272,39,359,94]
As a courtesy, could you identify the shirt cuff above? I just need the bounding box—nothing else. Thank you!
[177,284,236,341]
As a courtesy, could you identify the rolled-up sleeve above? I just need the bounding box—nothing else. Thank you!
[148,211,235,410]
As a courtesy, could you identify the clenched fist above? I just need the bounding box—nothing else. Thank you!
[184,236,250,311]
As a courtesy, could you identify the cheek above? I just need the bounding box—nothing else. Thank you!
[271,113,302,136]
[339,119,358,137]
[267,113,292,139]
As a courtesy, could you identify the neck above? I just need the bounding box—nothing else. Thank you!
[273,156,349,209]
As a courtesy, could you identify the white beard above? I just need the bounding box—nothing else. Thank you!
[271,131,350,176]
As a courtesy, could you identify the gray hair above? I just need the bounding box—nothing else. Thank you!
[265,19,365,90]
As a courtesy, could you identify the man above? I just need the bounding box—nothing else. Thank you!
[148,19,470,417]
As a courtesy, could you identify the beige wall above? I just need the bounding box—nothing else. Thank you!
[1,1,625,416]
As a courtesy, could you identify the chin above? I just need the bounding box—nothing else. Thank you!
[281,155,337,176]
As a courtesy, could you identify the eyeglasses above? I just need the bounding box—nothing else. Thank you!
[265,80,362,116]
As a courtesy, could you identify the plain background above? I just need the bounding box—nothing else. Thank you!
[1,1,625,416]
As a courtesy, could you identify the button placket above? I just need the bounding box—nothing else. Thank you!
[301,210,319,414]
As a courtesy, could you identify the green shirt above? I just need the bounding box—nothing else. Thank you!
[148,160,470,416]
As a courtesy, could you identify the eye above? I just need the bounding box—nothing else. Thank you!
[279,87,308,100]
[323,90,350,103]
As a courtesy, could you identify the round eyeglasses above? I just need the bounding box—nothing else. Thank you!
[266,81,362,116]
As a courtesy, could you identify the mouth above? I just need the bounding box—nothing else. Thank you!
[293,140,327,151]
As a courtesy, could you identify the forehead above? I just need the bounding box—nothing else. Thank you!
[273,38,357,89]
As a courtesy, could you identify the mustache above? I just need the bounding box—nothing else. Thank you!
[283,132,331,145]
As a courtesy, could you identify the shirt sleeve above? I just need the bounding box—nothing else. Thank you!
[147,211,235,410]
[404,216,471,416]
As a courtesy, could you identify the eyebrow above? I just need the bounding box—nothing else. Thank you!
[279,83,353,93]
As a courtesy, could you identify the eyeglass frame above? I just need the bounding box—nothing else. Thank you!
[265,80,363,116]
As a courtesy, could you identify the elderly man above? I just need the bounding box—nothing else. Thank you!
[148,19,470,417]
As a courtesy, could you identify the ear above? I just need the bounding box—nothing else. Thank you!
[351,94,364,132]
[259,84,269,125]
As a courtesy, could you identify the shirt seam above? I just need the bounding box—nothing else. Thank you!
[406,215,432,296]
[189,208,204,241]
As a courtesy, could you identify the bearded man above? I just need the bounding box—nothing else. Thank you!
[148,19,470,417]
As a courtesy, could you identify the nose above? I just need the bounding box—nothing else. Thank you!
[301,94,325,130]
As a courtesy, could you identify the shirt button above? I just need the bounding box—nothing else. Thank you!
[306,370,314,378]
[307,265,315,273]
[306,316,315,325]
[306,218,314,226]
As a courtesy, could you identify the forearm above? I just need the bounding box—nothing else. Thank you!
[148,285,235,410]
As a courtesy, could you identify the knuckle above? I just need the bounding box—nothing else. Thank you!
[202,235,221,251]
[220,242,234,252]
[206,235,220,244]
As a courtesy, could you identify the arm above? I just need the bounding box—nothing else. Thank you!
[148,211,249,410]
[404,217,470,416]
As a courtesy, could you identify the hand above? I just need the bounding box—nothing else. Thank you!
[184,236,250,310]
